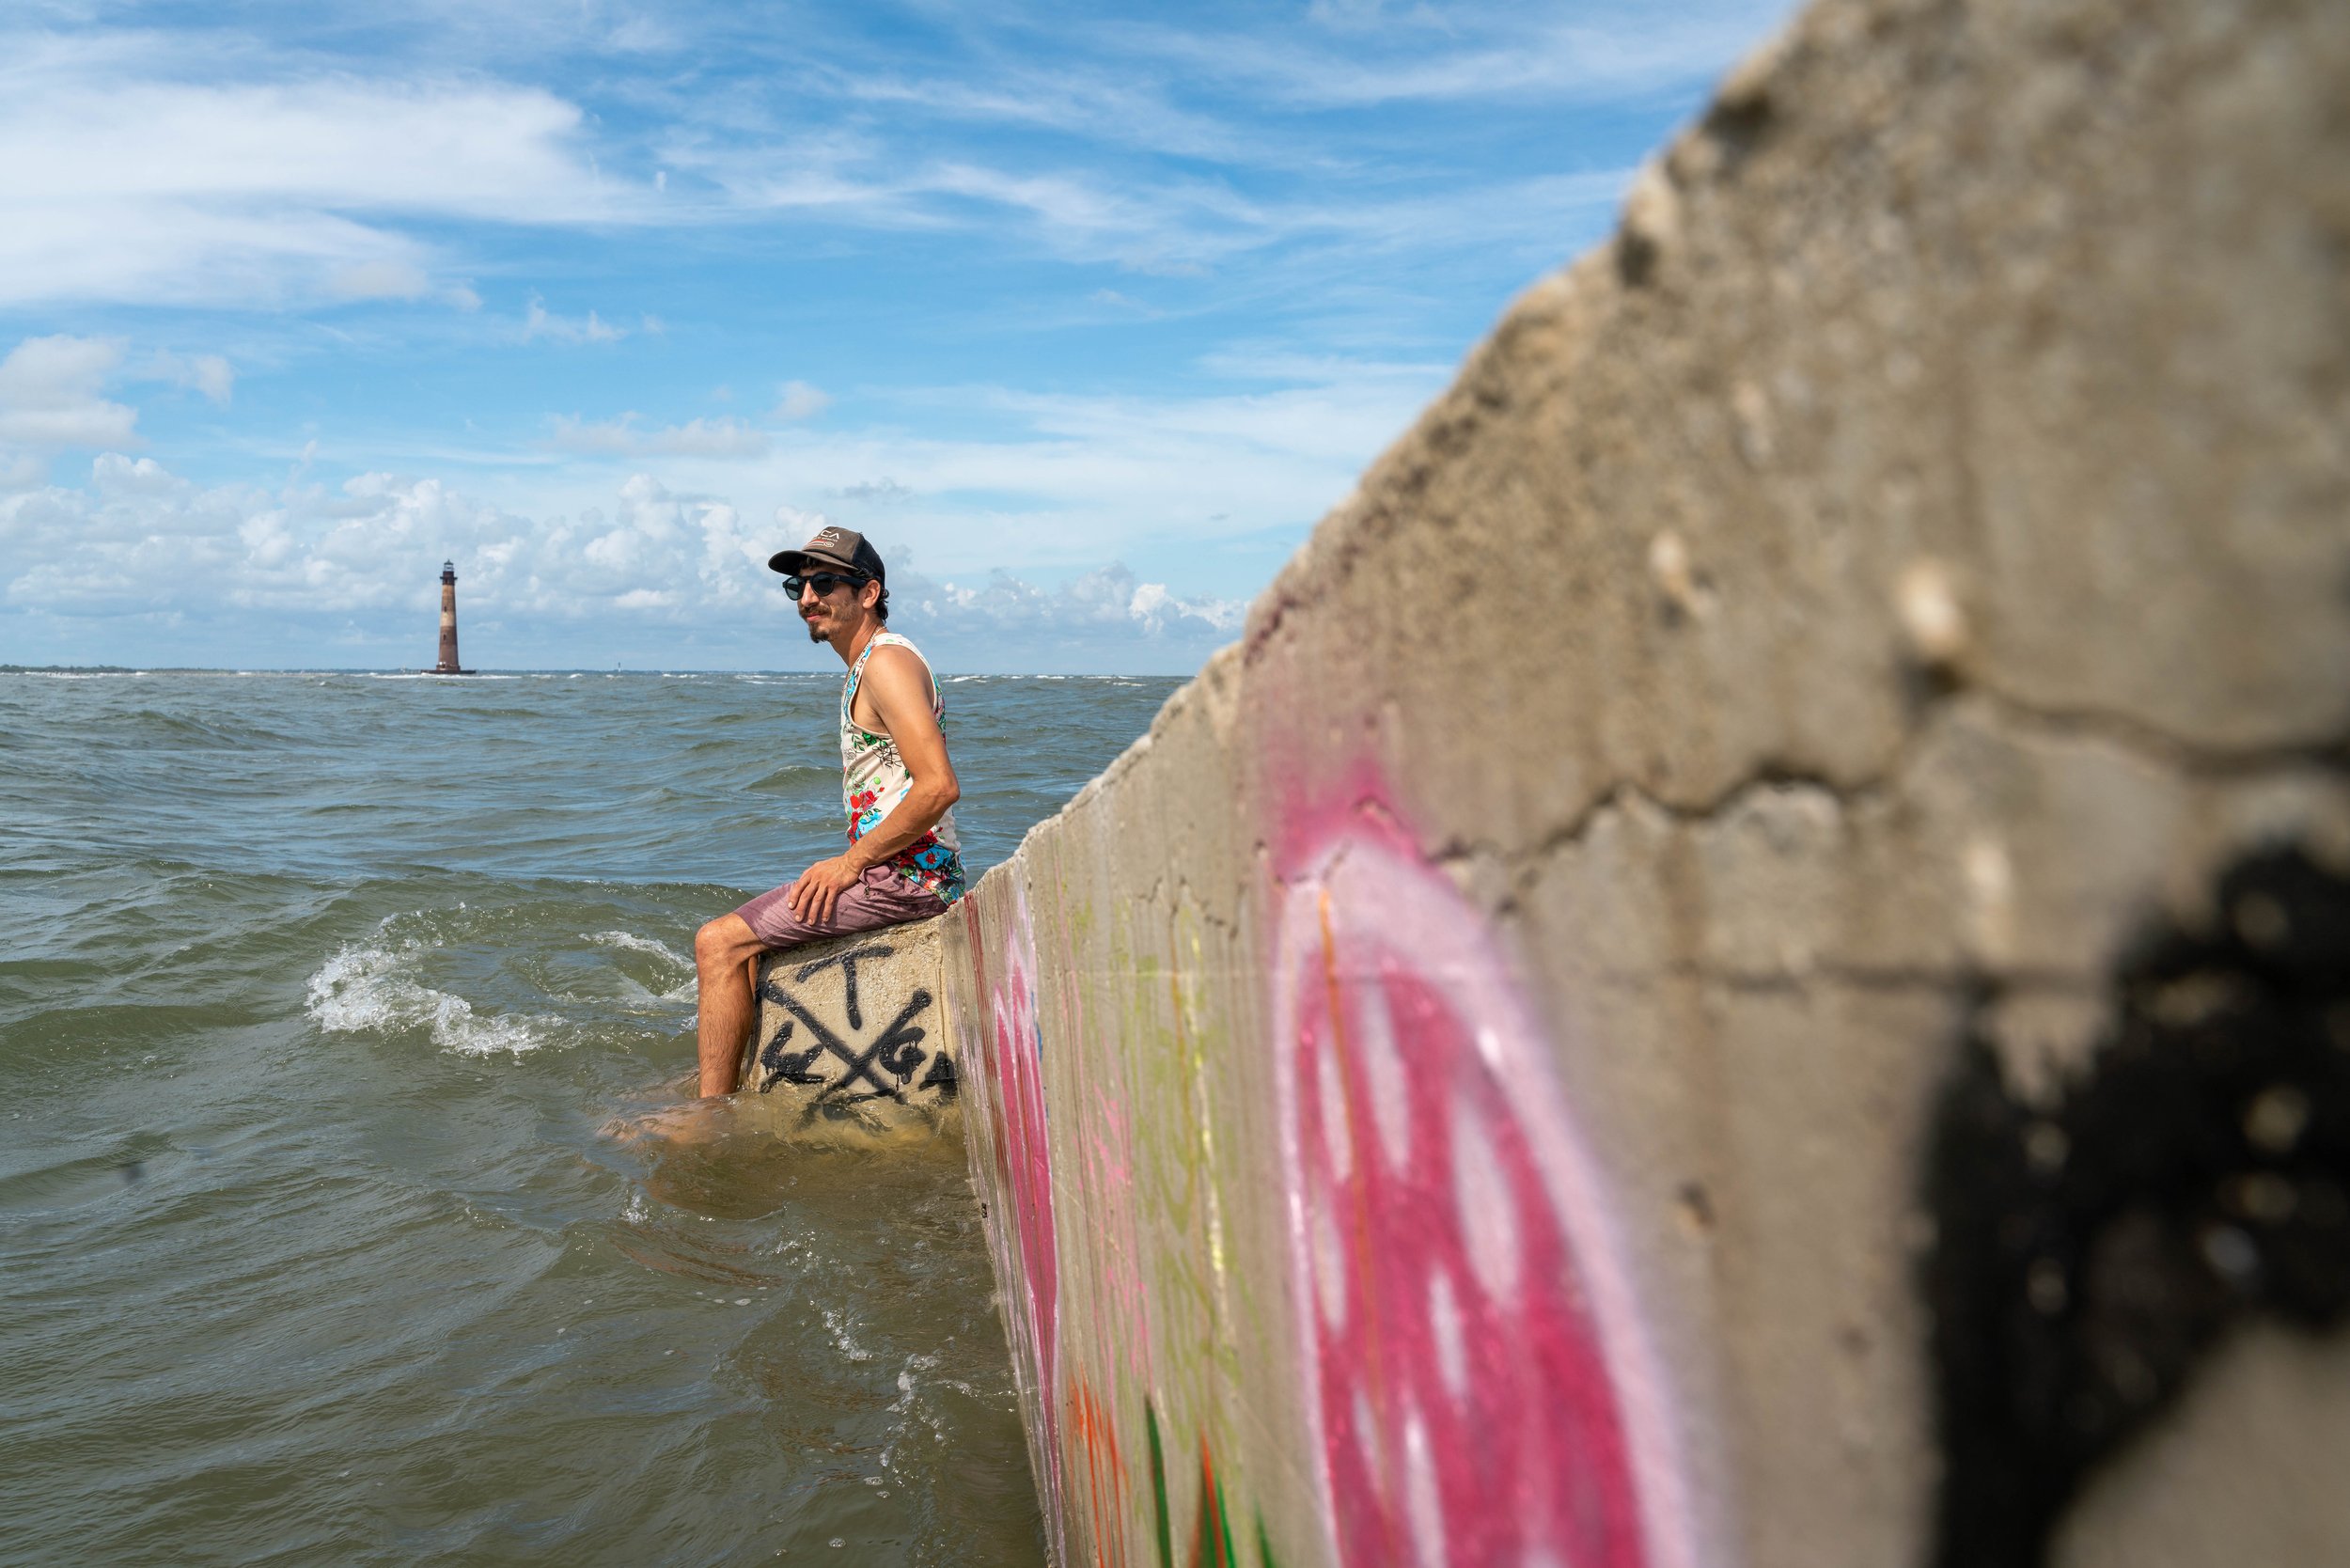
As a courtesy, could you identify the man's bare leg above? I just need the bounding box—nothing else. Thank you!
[692,913,767,1097]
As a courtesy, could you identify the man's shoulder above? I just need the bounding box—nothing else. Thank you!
[865,635,932,673]
[859,636,938,700]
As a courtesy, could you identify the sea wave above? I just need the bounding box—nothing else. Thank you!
[588,929,689,964]
[306,931,559,1055]
[359,672,523,681]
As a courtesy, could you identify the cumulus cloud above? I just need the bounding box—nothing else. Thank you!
[0,454,1247,671]
[887,558,1244,652]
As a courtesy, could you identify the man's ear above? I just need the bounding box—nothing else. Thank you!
[862,579,883,612]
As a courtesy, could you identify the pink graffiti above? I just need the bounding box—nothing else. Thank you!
[964,890,1065,1543]
[1274,810,1694,1568]
[991,924,1059,1400]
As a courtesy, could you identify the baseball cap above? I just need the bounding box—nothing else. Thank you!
[768,525,885,583]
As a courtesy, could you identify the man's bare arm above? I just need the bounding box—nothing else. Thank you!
[786,645,961,922]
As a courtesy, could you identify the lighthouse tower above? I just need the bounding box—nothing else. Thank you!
[433,560,469,673]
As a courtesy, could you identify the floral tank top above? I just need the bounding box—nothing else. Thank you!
[841,631,965,905]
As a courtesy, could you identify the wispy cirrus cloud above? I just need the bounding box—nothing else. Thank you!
[1102,3,1782,107]
[0,3,1765,309]
[546,413,768,457]
[0,34,636,307]
[519,298,629,344]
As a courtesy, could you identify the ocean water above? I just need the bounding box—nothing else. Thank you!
[0,666,1183,1567]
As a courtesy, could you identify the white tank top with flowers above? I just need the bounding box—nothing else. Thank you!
[840,631,964,904]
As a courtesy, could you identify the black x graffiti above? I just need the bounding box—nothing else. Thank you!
[791,944,892,1031]
[752,943,939,1104]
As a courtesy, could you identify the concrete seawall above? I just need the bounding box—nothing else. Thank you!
[785,0,2350,1561]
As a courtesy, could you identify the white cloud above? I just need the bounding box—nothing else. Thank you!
[774,381,832,420]
[0,41,635,307]
[0,335,239,488]
[521,299,626,344]
[547,414,769,457]
[1113,5,1785,107]
[145,350,235,405]
[887,559,1244,651]
[473,353,1435,595]
[329,259,433,300]
[0,336,138,449]
[0,455,1248,669]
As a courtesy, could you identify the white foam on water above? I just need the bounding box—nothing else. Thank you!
[822,1307,875,1363]
[359,671,521,682]
[878,1350,948,1470]
[588,931,696,1005]
[306,932,558,1056]
[588,929,687,964]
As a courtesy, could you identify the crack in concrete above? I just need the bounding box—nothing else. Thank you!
[1427,682,2350,905]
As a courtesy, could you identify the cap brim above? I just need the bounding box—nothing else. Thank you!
[768,548,855,575]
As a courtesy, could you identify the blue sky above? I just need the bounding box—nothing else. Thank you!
[0,0,1791,672]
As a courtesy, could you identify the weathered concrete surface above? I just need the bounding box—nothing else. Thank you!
[742,918,958,1137]
[939,0,2350,1564]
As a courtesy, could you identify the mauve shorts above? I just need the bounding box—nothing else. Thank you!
[731,863,948,950]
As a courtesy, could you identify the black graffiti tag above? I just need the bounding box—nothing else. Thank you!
[751,942,943,1104]
[1923,847,2350,1568]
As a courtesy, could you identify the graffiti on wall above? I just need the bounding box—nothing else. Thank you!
[1923,845,2350,1568]
[962,888,1069,1556]
[1272,795,1697,1568]
[746,941,956,1117]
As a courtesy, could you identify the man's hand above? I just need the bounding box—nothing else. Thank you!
[786,853,865,926]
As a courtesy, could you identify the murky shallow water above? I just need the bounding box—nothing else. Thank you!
[0,667,1180,1565]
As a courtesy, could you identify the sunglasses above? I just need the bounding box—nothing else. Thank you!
[783,572,868,599]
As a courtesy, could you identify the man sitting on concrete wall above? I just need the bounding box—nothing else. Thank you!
[689,525,965,1097]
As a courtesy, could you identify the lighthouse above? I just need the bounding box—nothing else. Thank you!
[432,560,472,673]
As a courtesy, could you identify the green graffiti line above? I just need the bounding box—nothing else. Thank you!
[1148,1401,1173,1568]
[1193,1438,1235,1568]
[1140,1400,1265,1568]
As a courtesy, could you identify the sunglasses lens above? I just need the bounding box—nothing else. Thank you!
[785,571,864,597]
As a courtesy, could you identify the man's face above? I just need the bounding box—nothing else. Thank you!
[798,572,865,641]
